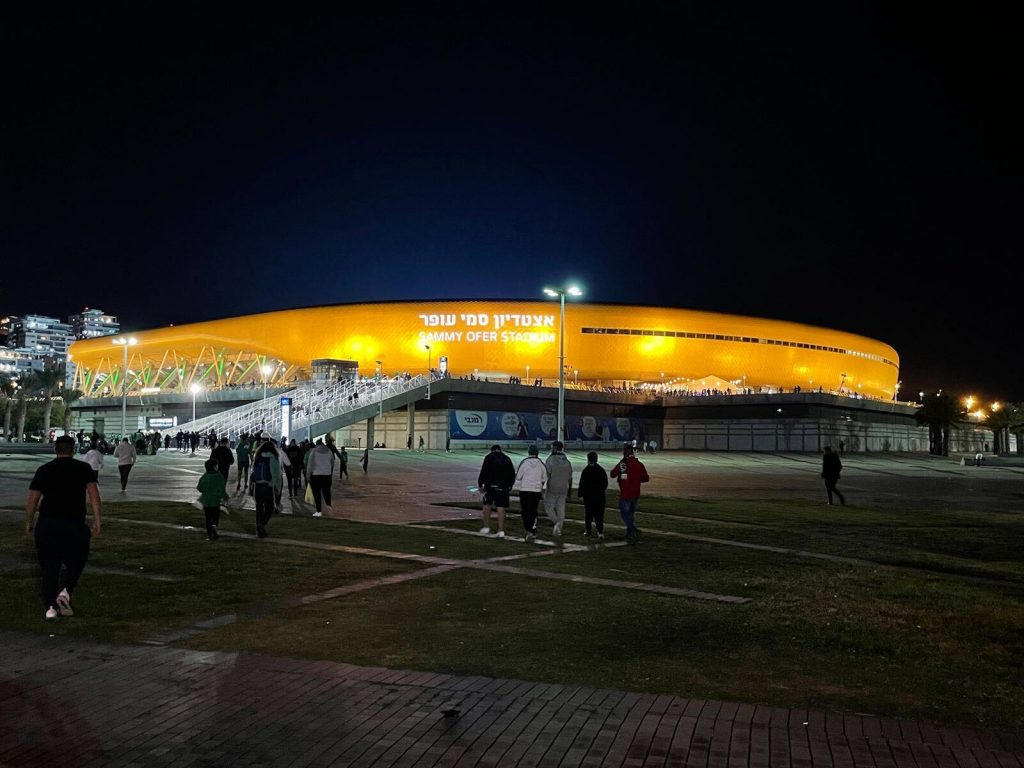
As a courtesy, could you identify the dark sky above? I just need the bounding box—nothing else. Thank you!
[3,4,1021,402]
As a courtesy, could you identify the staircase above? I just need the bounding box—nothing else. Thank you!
[171,375,438,440]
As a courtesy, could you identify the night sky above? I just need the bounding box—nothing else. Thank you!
[3,5,1020,402]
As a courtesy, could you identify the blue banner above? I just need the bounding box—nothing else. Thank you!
[449,410,644,442]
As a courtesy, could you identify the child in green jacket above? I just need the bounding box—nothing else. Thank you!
[197,459,229,540]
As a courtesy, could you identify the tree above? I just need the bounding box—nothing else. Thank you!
[34,364,65,441]
[985,401,1024,455]
[0,377,14,442]
[13,374,37,443]
[913,392,963,456]
[62,387,84,433]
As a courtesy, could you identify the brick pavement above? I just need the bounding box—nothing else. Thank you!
[1,631,1020,768]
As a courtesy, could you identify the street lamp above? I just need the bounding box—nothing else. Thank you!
[261,363,273,401]
[525,364,530,383]
[543,284,582,442]
[190,382,202,422]
[424,344,431,400]
[375,360,383,418]
[112,336,138,439]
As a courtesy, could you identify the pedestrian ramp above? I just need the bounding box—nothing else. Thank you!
[171,374,441,440]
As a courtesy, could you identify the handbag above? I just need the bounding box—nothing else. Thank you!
[304,482,315,504]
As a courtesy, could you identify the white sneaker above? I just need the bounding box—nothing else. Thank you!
[45,606,59,620]
[56,589,73,616]
[495,531,505,539]
[552,524,562,536]
[312,511,323,518]
[479,527,491,534]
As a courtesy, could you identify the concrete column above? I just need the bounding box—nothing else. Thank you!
[407,402,415,449]
[366,416,375,449]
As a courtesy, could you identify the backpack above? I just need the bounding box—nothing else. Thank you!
[251,456,272,484]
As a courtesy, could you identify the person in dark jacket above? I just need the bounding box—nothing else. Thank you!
[577,451,609,539]
[821,446,845,505]
[210,438,235,484]
[477,444,516,538]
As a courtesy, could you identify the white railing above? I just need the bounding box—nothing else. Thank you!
[171,375,432,439]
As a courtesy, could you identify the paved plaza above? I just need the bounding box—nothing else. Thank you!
[1,447,1022,766]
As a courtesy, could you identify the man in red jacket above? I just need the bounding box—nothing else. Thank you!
[610,443,650,544]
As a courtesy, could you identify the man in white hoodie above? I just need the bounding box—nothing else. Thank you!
[305,439,335,517]
[514,445,548,543]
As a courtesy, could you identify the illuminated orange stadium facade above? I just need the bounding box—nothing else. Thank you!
[68,301,900,401]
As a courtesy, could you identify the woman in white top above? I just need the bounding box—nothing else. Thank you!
[83,445,104,483]
[112,437,137,491]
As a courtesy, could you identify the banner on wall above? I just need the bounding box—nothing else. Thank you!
[449,410,645,442]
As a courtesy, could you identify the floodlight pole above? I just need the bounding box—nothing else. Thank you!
[425,344,431,401]
[113,336,137,439]
[543,285,581,443]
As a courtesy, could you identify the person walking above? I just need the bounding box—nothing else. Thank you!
[196,458,228,540]
[577,451,608,539]
[544,441,573,536]
[821,446,846,505]
[83,443,104,484]
[338,446,349,480]
[249,441,279,538]
[477,444,515,538]
[361,448,369,473]
[24,436,102,620]
[306,439,335,517]
[610,443,650,544]
[210,437,234,485]
[285,439,302,494]
[112,437,137,492]
[274,441,291,511]
[235,436,252,491]
[513,445,548,542]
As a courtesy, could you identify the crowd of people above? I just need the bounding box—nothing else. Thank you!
[476,440,651,545]
[22,423,854,622]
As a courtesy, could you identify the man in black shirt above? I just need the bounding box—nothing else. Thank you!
[210,437,235,484]
[24,435,103,620]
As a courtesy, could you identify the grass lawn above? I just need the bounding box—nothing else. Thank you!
[3,494,1022,732]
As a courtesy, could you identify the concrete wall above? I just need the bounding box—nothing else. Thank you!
[663,418,929,452]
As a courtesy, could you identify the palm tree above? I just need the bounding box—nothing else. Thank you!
[14,374,37,443]
[0,376,14,442]
[986,401,1024,456]
[34,364,65,441]
[914,392,963,456]
[62,387,84,433]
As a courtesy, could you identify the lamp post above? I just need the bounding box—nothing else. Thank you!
[190,382,202,422]
[525,364,530,383]
[375,360,383,418]
[543,284,582,443]
[424,344,431,400]
[112,336,138,439]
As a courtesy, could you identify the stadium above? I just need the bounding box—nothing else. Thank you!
[68,300,899,400]
[68,300,972,455]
